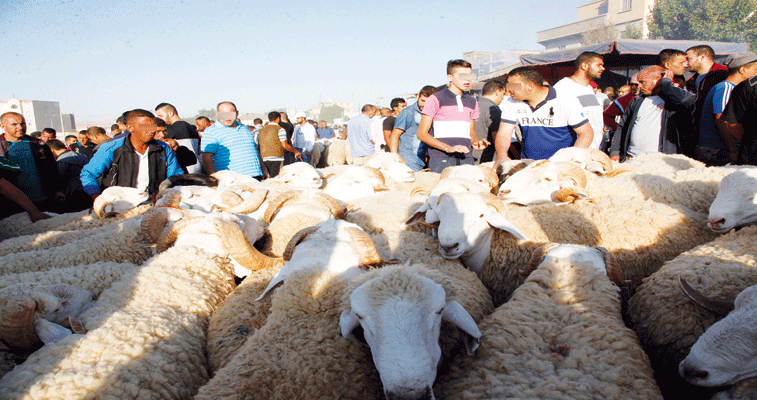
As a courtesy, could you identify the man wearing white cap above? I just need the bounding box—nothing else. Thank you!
[292,111,316,164]
[697,51,757,165]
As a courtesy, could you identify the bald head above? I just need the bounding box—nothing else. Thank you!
[0,112,27,141]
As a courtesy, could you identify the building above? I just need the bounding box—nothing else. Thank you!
[537,0,656,51]
[0,97,75,133]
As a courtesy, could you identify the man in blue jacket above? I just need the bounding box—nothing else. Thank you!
[80,109,183,202]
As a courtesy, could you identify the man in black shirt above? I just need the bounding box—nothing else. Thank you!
[722,74,757,164]
[279,112,296,165]
[155,103,201,173]
[383,97,407,149]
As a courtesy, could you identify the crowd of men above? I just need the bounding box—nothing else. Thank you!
[1,47,756,222]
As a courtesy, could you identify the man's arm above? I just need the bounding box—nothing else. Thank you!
[716,118,743,161]
[80,143,114,197]
[658,77,696,107]
[163,143,184,178]
[257,146,269,179]
[416,115,469,154]
[201,152,216,175]
[389,128,404,153]
[0,178,51,222]
[572,123,593,148]
[494,122,516,165]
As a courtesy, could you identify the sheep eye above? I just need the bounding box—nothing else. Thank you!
[356,314,364,320]
[479,214,485,218]
[436,308,444,315]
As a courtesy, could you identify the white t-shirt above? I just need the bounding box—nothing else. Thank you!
[554,78,604,149]
[371,116,387,152]
[628,96,665,157]
[136,150,150,192]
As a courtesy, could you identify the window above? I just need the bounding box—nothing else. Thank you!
[622,0,632,11]
[598,5,608,14]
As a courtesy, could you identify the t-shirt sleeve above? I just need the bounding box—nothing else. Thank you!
[200,132,218,153]
[394,110,410,131]
[470,99,480,120]
[712,84,733,115]
[421,95,440,118]
[382,117,394,132]
[278,128,287,142]
[500,101,518,125]
[565,96,590,128]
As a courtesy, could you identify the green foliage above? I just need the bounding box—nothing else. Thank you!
[319,104,344,124]
[649,0,757,50]
[194,108,216,119]
[624,22,643,40]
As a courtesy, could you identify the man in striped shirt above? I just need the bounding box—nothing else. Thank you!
[201,101,268,180]
[417,59,487,173]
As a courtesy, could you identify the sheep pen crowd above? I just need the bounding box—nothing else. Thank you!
[0,151,754,400]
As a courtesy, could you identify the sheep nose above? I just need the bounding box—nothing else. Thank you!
[681,365,709,380]
[499,189,511,196]
[385,386,433,400]
[708,218,725,229]
[441,243,458,253]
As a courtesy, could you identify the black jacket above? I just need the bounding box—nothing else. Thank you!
[99,136,173,195]
[610,78,696,162]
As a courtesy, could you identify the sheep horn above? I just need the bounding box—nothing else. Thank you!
[553,187,587,203]
[219,219,284,271]
[223,189,269,214]
[522,243,560,277]
[92,195,109,219]
[604,168,633,178]
[594,246,630,286]
[263,191,300,224]
[439,167,452,180]
[363,166,387,189]
[61,316,87,334]
[309,192,346,220]
[345,227,384,269]
[155,188,182,207]
[319,172,335,179]
[0,295,43,351]
[531,159,551,169]
[678,276,735,317]
[479,165,501,194]
[481,193,507,214]
[218,190,244,208]
[588,149,613,173]
[282,226,320,261]
[140,206,186,244]
[155,216,205,253]
[556,162,588,188]
[410,187,430,197]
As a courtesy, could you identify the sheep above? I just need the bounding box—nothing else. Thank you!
[402,177,492,229]
[322,165,389,202]
[0,244,236,399]
[495,158,535,182]
[0,261,137,297]
[434,244,662,400]
[0,217,154,276]
[197,261,492,400]
[497,160,588,205]
[267,161,324,189]
[707,168,757,232]
[0,219,141,256]
[157,173,219,192]
[320,138,350,166]
[549,146,615,175]
[627,225,757,399]
[363,151,416,183]
[345,189,428,235]
[622,152,705,175]
[91,186,150,218]
[417,190,718,306]
[439,164,499,193]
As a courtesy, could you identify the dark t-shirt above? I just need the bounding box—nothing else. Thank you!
[280,121,295,143]
[723,75,757,165]
[165,120,200,141]
[383,116,396,132]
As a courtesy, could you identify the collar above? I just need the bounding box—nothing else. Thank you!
[528,86,557,112]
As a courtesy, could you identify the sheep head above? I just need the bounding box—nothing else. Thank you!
[271,162,323,189]
[364,152,416,183]
[440,165,499,193]
[340,265,481,400]
[708,169,757,233]
[679,284,757,388]
[402,178,490,229]
[498,160,587,205]
[522,244,629,286]
[323,166,389,201]
[93,187,150,218]
[433,192,526,274]
[263,190,344,224]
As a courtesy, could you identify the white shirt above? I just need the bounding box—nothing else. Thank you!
[293,123,316,153]
[554,78,604,149]
[628,96,665,157]
[371,116,387,153]
[135,150,150,192]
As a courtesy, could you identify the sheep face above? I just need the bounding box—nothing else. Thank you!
[93,187,150,218]
[340,267,480,400]
[498,161,585,205]
[680,285,757,387]
[324,166,388,201]
[433,192,525,274]
[709,169,757,233]
[440,165,496,192]
[365,152,416,183]
[275,162,323,188]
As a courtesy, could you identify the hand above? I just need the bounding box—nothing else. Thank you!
[446,145,470,154]
[295,151,302,160]
[29,210,51,222]
[163,138,179,151]
[472,140,490,150]
[662,69,674,81]
[610,156,620,162]
[306,151,311,157]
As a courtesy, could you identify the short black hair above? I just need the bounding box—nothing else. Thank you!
[481,80,505,96]
[686,45,715,61]
[64,135,77,142]
[254,118,263,125]
[389,97,406,110]
[155,103,178,115]
[418,85,438,98]
[574,52,602,70]
[116,115,126,125]
[447,59,472,75]
[46,139,67,151]
[42,127,56,135]
[195,116,211,124]
[29,131,41,138]
[657,49,686,67]
[509,66,544,86]
[124,109,156,124]
[268,111,281,122]
[110,124,120,131]
[155,118,167,128]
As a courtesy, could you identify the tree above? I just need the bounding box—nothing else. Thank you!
[582,20,621,45]
[319,105,344,124]
[194,108,215,119]
[648,0,757,51]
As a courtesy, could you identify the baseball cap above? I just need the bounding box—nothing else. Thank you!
[294,112,307,119]
[725,52,757,69]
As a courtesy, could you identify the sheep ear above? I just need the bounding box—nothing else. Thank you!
[403,204,430,227]
[339,309,361,341]
[485,212,526,240]
[441,300,481,355]
[34,319,72,344]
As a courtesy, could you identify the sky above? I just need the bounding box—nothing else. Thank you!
[1,0,586,125]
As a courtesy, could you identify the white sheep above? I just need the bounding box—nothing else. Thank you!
[363,151,416,183]
[91,186,150,218]
[267,161,324,189]
[435,244,662,399]
[0,245,236,399]
[549,146,615,175]
[708,168,757,232]
[322,165,389,202]
[439,164,499,193]
[402,178,492,229]
[497,160,588,205]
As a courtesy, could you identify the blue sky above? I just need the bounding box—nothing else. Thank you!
[1,0,585,124]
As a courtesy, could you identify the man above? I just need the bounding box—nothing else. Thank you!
[417,59,485,173]
[657,49,689,78]
[602,74,640,150]
[696,52,757,166]
[495,66,594,163]
[687,45,728,95]
[71,130,95,159]
[259,111,301,177]
[64,135,78,149]
[382,98,407,145]
[201,101,267,179]
[45,139,92,212]
[291,112,316,164]
[40,127,57,143]
[390,86,437,171]
[474,80,507,163]
[657,48,697,156]
[86,126,113,153]
[279,112,296,165]
[348,104,377,164]
[110,124,122,137]
[316,121,336,139]
[195,116,212,133]
[155,103,201,173]
[371,108,392,152]
[0,112,59,213]
[721,54,757,165]
[154,118,197,174]
[553,52,606,149]
[0,157,50,221]
[80,109,183,201]
[610,66,697,162]
[113,115,129,140]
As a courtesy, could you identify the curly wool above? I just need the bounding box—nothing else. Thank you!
[436,253,662,400]
[0,218,153,276]
[0,262,137,298]
[0,246,236,399]
[345,190,425,235]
